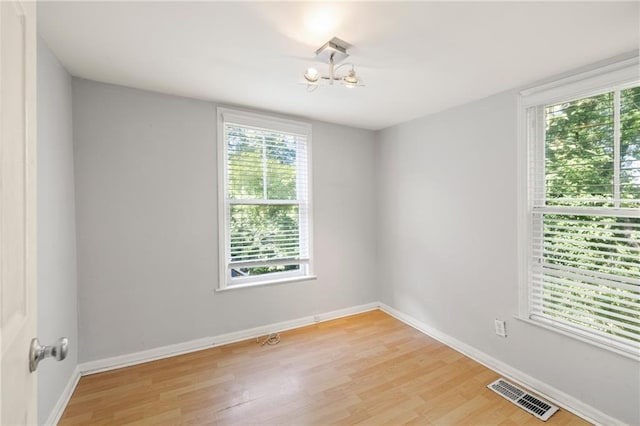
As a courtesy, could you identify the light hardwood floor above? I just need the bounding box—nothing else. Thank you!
[60,310,590,425]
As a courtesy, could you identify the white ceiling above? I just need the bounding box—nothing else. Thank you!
[38,2,639,130]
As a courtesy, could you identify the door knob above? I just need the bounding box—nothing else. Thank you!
[29,337,68,373]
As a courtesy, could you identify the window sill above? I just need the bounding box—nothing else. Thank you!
[514,315,640,362]
[215,275,317,292]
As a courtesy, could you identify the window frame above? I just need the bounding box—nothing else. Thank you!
[517,57,640,359]
[217,107,315,291]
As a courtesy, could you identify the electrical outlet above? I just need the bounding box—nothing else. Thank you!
[494,319,507,337]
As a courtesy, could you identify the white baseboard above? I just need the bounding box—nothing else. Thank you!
[378,302,623,426]
[78,302,379,376]
[44,365,81,426]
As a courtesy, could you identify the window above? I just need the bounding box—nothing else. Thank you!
[519,58,640,357]
[217,108,313,289]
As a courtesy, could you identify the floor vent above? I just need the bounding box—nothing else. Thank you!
[487,378,559,421]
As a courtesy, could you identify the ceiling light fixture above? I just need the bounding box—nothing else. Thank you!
[303,37,362,92]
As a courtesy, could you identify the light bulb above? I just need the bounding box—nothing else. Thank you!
[343,68,358,88]
[304,67,319,83]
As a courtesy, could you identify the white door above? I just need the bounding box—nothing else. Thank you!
[0,0,37,424]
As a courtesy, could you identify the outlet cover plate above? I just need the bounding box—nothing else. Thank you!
[495,319,507,337]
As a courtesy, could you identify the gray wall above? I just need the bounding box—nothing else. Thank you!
[37,39,78,424]
[72,79,377,363]
[375,90,640,425]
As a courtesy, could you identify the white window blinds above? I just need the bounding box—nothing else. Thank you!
[218,110,312,288]
[522,62,640,357]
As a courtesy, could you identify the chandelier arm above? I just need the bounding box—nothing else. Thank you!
[333,63,355,75]
[313,63,355,82]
